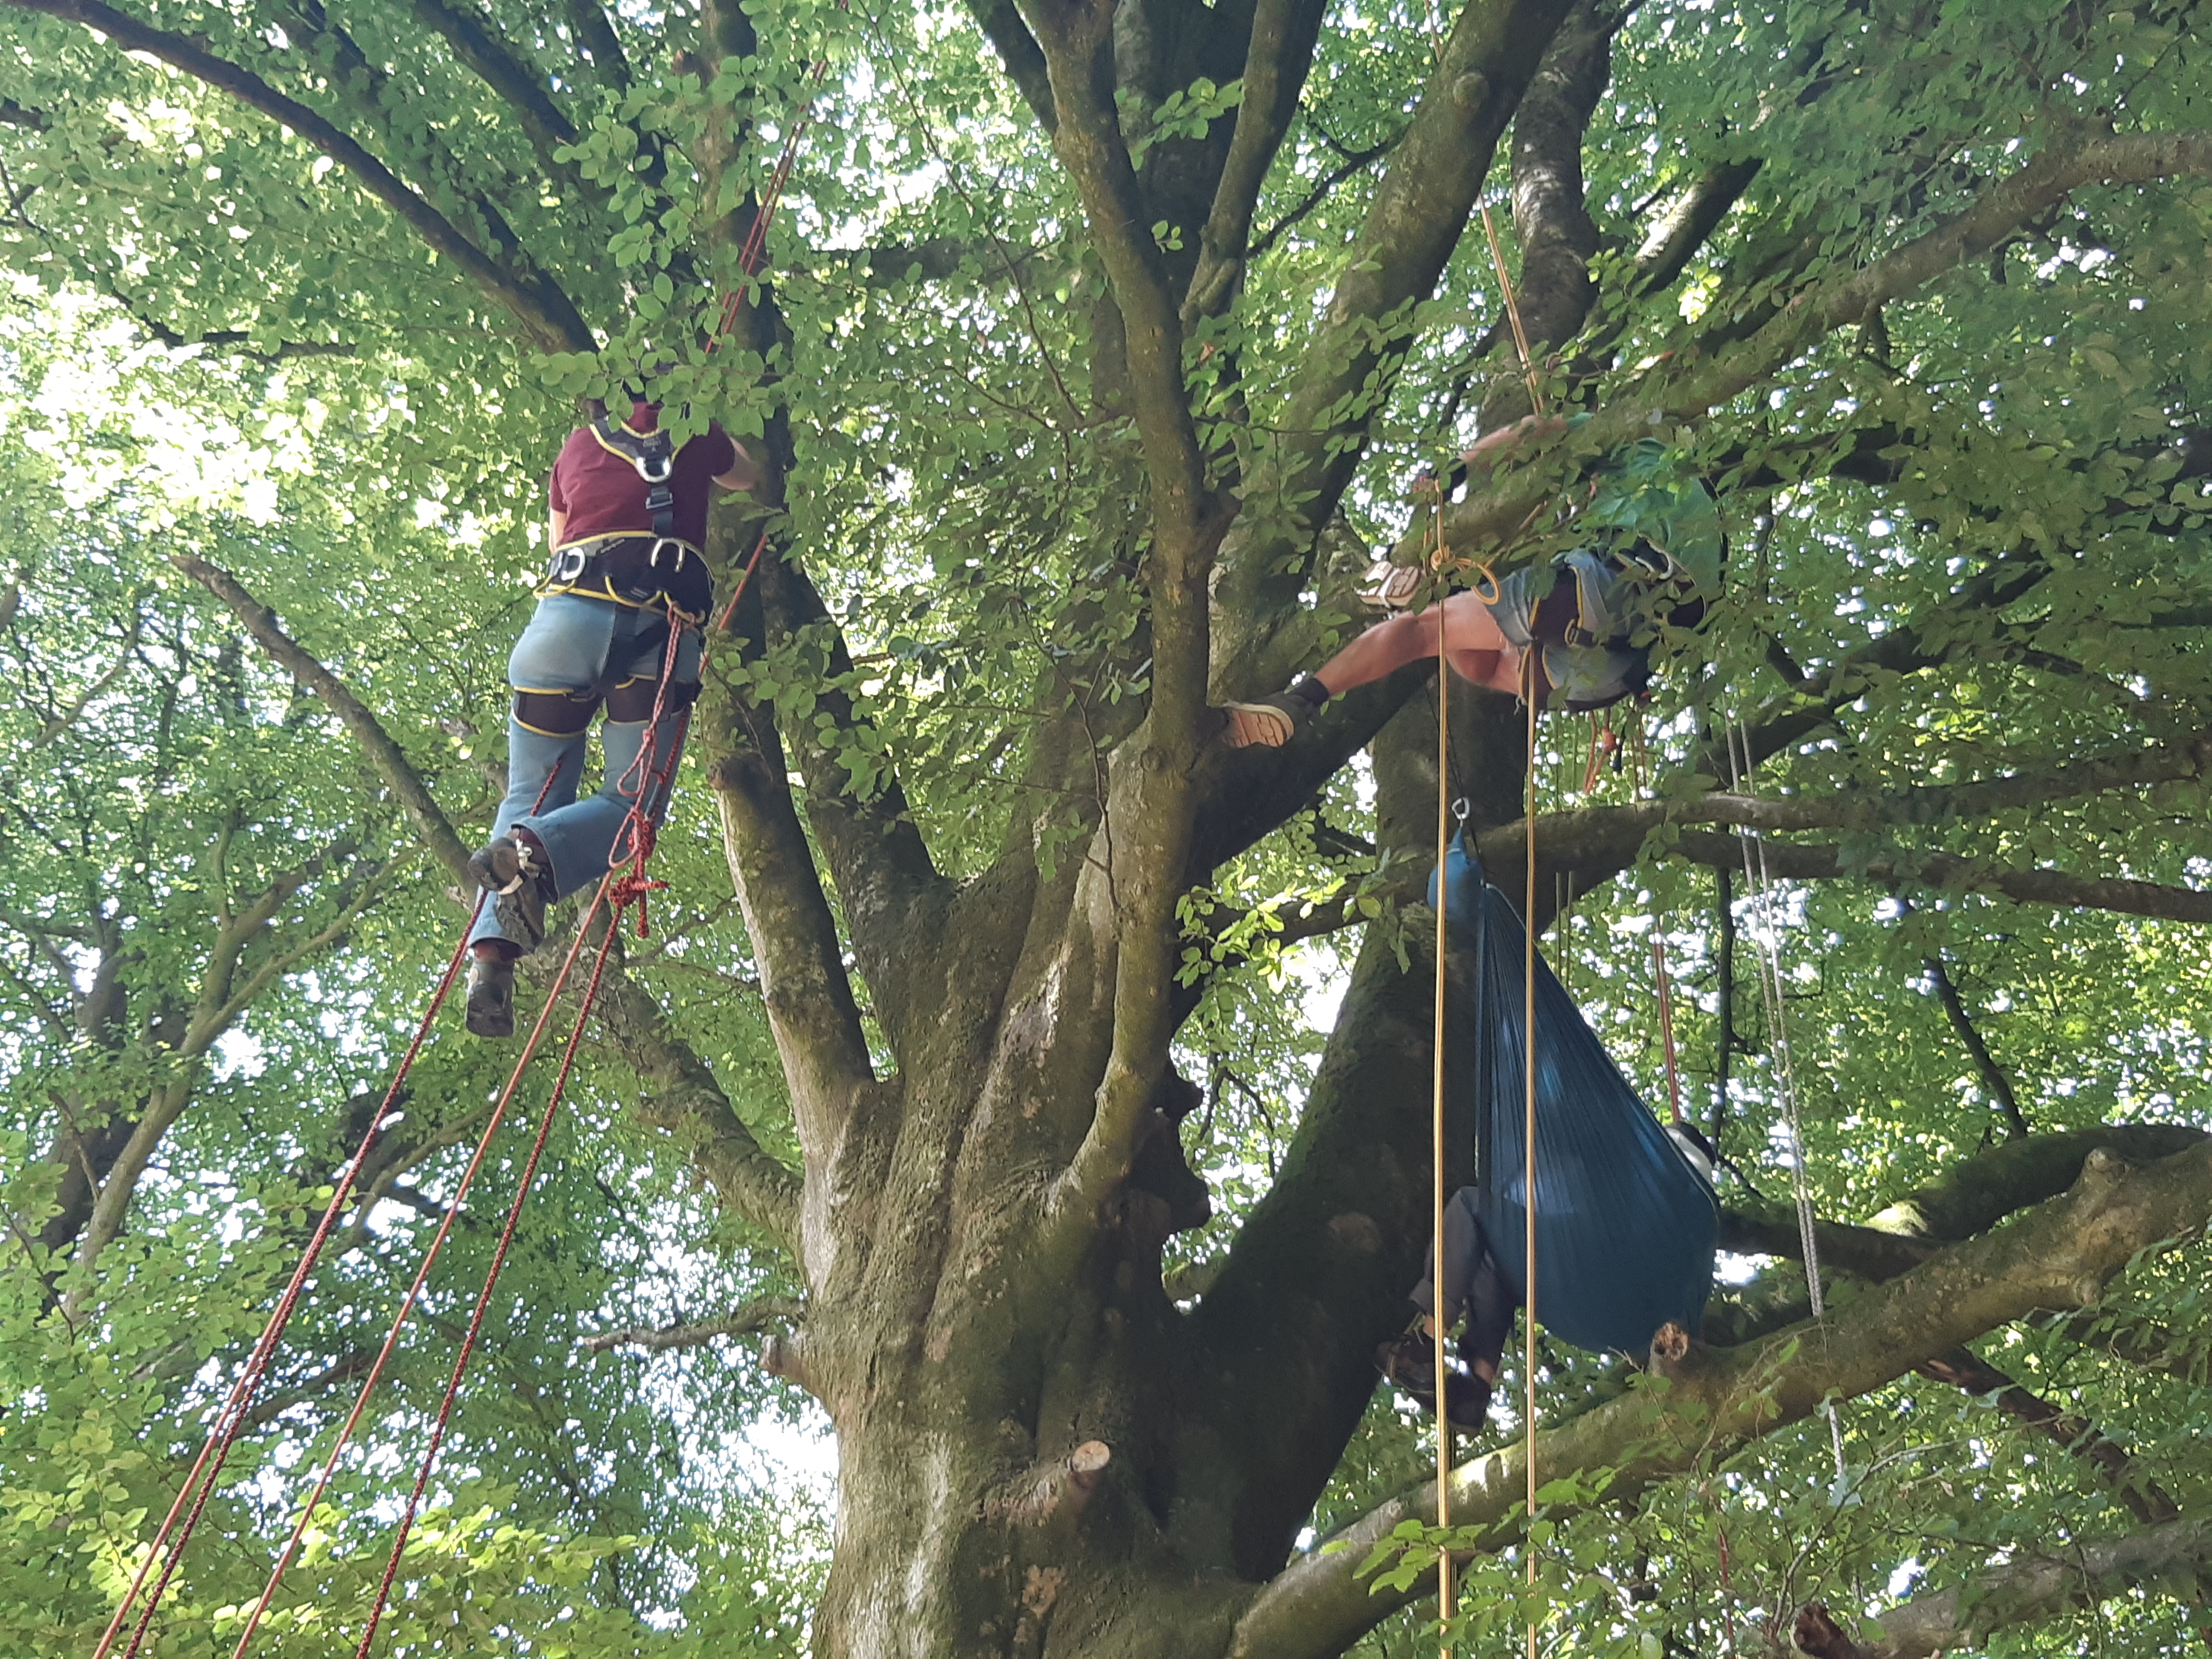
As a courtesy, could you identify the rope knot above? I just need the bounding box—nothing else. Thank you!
[612,869,668,937]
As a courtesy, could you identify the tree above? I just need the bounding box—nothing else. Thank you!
[2,0,2210,1655]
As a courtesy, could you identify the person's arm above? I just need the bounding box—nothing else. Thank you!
[548,506,568,550]
[713,436,762,494]
[1459,411,1570,479]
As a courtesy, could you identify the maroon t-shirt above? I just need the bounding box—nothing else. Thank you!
[547,401,740,551]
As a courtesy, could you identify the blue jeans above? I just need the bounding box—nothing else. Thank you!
[469,594,702,952]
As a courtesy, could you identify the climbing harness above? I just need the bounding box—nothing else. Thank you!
[1725,719,1848,1490]
[590,417,680,537]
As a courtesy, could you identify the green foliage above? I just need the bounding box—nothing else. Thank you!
[1,0,2210,1651]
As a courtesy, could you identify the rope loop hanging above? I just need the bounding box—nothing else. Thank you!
[1725,717,1847,1490]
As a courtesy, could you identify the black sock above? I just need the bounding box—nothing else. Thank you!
[1289,674,1331,708]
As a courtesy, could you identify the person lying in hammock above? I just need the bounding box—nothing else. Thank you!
[1377,1125,1716,1429]
[1222,415,1723,745]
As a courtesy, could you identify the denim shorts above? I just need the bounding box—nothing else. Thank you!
[1481,552,1652,710]
[507,592,703,698]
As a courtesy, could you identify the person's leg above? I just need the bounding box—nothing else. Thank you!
[1316,590,1522,698]
[466,718,589,954]
[514,613,700,902]
[1223,589,1530,747]
[1379,1189,1496,1430]
[1457,1237,1518,1389]
[470,595,615,954]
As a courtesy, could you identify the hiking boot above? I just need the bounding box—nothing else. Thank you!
[469,832,550,951]
[1375,1334,1493,1432]
[465,955,517,1038]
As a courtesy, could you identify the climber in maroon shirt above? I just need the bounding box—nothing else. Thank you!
[464,397,760,1036]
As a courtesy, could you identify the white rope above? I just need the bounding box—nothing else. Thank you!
[1727,720,1847,1489]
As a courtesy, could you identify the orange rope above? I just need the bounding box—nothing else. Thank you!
[1521,659,1540,1659]
[1426,478,1455,1654]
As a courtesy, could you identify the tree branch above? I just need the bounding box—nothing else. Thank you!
[1246,131,1400,261]
[581,1293,805,1354]
[1915,1345,2178,1525]
[1664,830,2212,927]
[1229,1139,2212,1659]
[407,0,581,167]
[4,0,597,353]
[171,554,472,886]
[1181,0,1330,325]
[1489,0,1622,398]
[589,967,803,1254]
[700,686,877,1171]
[1923,951,2031,1141]
[1435,127,2212,556]
[1791,1517,2212,1659]
[1211,0,1577,688]
[1020,0,1222,748]
[1628,157,1763,297]
[753,553,947,1031]
[961,0,1057,131]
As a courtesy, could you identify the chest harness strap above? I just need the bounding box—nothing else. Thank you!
[577,417,694,577]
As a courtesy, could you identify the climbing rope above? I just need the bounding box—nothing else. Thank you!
[1629,720,1686,1126]
[1725,719,1847,1488]
[711,39,839,344]
[112,617,695,1658]
[1424,477,1456,1650]
[1474,191,1548,1659]
[91,906,481,1659]
[1519,657,1541,1659]
[93,751,574,1659]
[337,623,693,1659]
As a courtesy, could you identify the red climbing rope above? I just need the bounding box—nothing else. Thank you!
[91,903,484,1659]
[100,757,577,1659]
[225,628,696,1658]
[711,54,836,344]
[347,621,692,1657]
[351,878,635,1657]
[218,883,610,1658]
[714,525,773,635]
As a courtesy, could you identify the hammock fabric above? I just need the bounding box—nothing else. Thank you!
[1432,831,1719,1356]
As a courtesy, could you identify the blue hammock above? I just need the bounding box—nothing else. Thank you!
[1432,831,1719,1357]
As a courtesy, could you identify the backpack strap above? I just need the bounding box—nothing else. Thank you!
[590,416,679,540]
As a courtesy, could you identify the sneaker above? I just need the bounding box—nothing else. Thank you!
[468,833,549,951]
[1375,1334,1493,1432]
[1221,693,1308,750]
[465,955,516,1038]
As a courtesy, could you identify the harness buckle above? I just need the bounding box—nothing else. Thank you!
[647,537,689,571]
[551,545,591,584]
[632,449,674,485]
